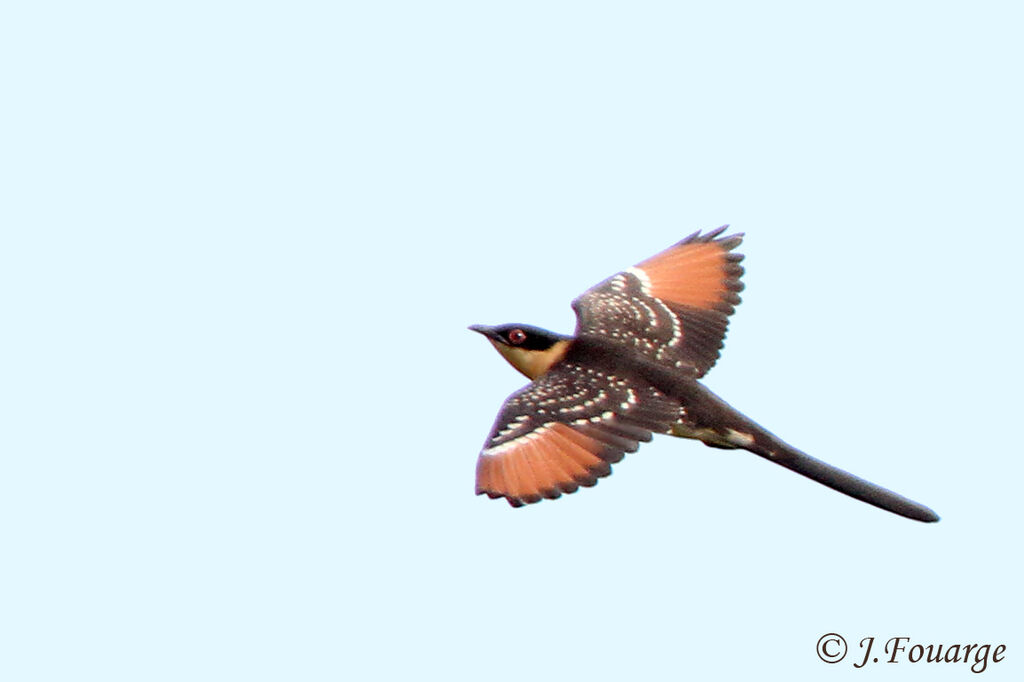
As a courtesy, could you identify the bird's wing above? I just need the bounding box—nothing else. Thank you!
[475,360,681,507]
[571,226,744,378]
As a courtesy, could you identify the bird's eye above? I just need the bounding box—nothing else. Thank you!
[508,328,527,345]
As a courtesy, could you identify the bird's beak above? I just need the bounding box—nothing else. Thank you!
[469,324,499,342]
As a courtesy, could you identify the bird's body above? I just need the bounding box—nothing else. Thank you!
[471,227,939,522]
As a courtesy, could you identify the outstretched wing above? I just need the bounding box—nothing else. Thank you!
[475,359,681,507]
[571,226,744,377]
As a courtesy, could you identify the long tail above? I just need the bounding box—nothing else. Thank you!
[743,433,940,523]
[675,381,941,523]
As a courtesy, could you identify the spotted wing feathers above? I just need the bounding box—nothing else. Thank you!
[572,226,744,377]
[476,362,680,507]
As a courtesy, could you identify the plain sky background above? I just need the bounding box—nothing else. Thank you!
[2,2,1022,680]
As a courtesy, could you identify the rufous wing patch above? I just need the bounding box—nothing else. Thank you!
[475,423,615,507]
[633,226,744,314]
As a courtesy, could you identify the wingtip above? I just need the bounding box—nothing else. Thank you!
[677,225,744,250]
[705,224,729,240]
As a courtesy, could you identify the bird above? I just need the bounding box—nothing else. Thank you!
[469,226,939,522]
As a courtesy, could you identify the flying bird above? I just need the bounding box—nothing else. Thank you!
[470,227,939,522]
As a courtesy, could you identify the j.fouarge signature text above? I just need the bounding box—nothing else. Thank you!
[854,636,1006,673]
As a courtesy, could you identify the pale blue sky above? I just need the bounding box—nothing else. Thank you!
[2,2,1022,680]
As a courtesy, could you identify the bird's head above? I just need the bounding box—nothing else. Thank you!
[469,323,571,381]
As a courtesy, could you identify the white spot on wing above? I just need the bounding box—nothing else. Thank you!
[484,422,555,456]
[626,266,652,294]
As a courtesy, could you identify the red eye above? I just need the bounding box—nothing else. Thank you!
[508,329,527,345]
